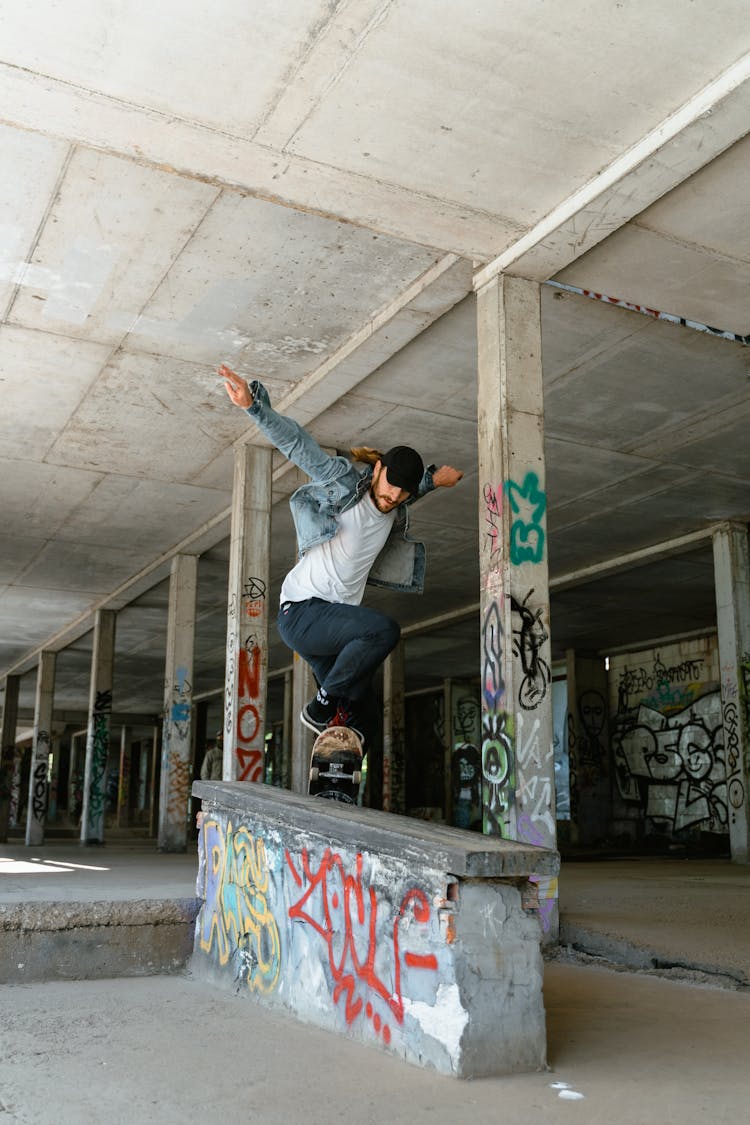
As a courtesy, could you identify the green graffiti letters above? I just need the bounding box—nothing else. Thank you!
[505,472,546,565]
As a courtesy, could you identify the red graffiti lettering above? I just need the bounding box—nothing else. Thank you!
[238,703,260,743]
[239,644,260,697]
[237,746,263,783]
[284,847,437,1044]
[235,645,263,782]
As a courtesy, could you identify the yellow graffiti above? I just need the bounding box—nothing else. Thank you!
[199,817,281,994]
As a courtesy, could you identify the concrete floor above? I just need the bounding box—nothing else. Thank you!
[559,857,750,987]
[1,841,748,1122]
[1,966,748,1124]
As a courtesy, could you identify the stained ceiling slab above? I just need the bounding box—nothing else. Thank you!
[0,2,749,718]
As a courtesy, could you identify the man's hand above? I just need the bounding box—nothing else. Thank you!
[220,363,253,409]
[433,465,464,488]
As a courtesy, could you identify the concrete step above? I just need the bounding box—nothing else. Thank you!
[0,897,199,984]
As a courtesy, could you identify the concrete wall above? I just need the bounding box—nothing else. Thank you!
[609,636,725,843]
[192,781,556,1078]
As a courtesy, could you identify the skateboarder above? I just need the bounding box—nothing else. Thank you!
[221,364,463,741]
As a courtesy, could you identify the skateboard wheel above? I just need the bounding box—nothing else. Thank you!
[352,770,362,784]
[309,766,319,781]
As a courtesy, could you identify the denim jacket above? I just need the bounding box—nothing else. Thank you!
[247,380,434,593]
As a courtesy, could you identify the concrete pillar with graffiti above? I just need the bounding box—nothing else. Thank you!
[25,651,56,846]
[565,652,610,844]
[80,609,116,845]
[449,681,482,830]
[224,443,272,786]
[158,553,198,852]
[0,675,20,842]
[383,641,406,813]
[713,522,750,863]
[476,273,557,933]
[290,653,315,794]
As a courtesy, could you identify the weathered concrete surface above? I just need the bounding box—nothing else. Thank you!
[559,858,750,988]
[1,964,749,1125]
[192,780,557,1077]
[0,840,201,983]
[193,780,559,877]
[0,898,199,984]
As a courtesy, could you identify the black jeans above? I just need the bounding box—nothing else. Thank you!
[277,598,400,702]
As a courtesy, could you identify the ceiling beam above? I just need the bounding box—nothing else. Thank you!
[0,61,514,261]
[474,50,750,287]
[1,255,472,679]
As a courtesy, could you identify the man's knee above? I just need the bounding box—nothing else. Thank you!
[381,616,401,652]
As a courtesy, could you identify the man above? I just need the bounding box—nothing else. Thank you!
[221,364,463,741]
[200,732,223,781]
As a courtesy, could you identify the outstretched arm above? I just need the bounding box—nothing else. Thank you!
[432,465,463,489]
[218,363,350,486]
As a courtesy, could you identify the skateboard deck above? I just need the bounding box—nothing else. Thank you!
[308,725,364,803]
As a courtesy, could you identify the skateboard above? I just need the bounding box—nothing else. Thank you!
[308,724,364,803]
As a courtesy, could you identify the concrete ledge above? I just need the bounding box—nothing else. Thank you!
[194,780,559,878]
[191,780,559,1078]
[0,897,200,983]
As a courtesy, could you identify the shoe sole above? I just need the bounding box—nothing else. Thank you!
[300,708,327,735]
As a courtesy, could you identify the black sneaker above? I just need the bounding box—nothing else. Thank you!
[300,694,337,734]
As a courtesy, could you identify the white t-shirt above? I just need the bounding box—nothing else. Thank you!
[280,493,395,607]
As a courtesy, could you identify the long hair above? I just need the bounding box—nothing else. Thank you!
[349,445,383,467]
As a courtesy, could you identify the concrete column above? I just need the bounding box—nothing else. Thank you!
[442,677,453,822]
[382,641,406,813]
[565,651,610,844]
[449,681,482,830]
[47,735,60,822]
[282,668,293,790]
[158,553,198,852]
[80,609,116,845]
[149,725,160,839]
[713,522,750,863]
[476,274,557,934]
[0,675,20,842]
[117,726,132,828]
[137,738,149,812]
[68,729,86,823]
[290,653,314,794]
[26,651,56,846]
[223,444,272,784]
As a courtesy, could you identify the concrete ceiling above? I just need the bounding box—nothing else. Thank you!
[1,1,749,721]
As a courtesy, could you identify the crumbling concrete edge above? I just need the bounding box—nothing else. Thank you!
[0,897,200,930]
[552,921,749,992]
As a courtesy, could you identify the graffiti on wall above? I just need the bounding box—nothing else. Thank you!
[515,710,555,844]
[505,471,546,566]
[199,817,281,993]
[451,743,481,831]
[30,730,50,824]
[510,590,550,711]
[483,483,503,559]
[168,666,192,738]
[165,751,190,819]
[235,641,264,782]
[481,601,514,836]
[285,847,438,1046]
[613,691,728,834]
[617,655,706,716]
[87,688,112,823]
[225,578,267,784]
